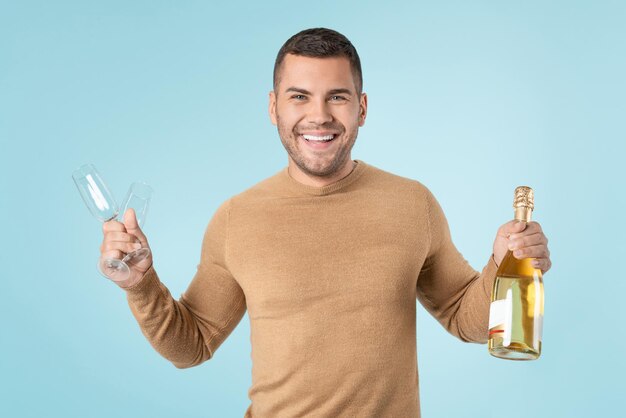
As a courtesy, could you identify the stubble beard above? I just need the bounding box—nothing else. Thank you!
[276,114,358,178]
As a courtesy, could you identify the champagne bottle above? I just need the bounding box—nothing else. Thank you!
[488,186,544,360]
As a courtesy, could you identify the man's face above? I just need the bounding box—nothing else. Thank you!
[269,54,367,179]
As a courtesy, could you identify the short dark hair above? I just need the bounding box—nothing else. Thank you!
[273,28,363,95]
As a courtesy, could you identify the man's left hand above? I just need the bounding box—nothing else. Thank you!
[492,221,551,274]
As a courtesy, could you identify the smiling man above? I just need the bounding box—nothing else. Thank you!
[101,28,551,417]
[269,52,366,186]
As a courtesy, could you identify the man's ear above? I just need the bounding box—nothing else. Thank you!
[269,91,277,126]
[358,92,368,127]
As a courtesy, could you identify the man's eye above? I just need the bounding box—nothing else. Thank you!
[330,96,346,101]
[291,95,306,100]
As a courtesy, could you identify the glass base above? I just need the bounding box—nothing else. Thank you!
[489,344,540,361]
[97,248,151,284]
[122,248,150,265]
[98,258,130,282]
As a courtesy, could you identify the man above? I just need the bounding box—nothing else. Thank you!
[100,28,551,417]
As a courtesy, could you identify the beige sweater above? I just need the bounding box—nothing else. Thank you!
[124,160,497,417]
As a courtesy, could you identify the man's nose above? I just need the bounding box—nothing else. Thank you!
[306,99,333,125]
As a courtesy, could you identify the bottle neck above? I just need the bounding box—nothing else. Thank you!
[514,207,533,222]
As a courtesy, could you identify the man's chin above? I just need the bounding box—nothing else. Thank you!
[297,159,342,178]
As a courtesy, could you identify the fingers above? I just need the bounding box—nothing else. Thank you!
[508,231,548,252]
[507,221,550,270]
[101,238,143,255]
[101,210,150,251]
[101,248,125,261]
[512,239,552,274]
[509,221,543,239]
[498,220,527,239]
[102,219,126,233]
[100,230,143,254]
[511,243,550,260]
[103,231,141,243]
[531,257,552,274]
[495,220,551,275]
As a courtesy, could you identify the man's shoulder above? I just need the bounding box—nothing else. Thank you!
[225,167,286,206]
[364,162,432,197]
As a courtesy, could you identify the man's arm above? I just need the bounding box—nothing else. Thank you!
[415,186,551,344]
[123,199,246,368]
[416,189,497,343]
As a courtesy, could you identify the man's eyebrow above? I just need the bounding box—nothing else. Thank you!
[285,87,312,95]
[327,88,353,96]
[284,87,353,96]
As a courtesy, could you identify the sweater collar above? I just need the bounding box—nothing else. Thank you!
[279,159,368,196]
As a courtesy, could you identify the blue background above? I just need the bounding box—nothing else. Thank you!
[1,1,624,417]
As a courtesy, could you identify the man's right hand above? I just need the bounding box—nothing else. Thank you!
[100,208,153,289]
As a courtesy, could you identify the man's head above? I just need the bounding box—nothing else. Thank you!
[269,28,368,185]
[273,28,363,97]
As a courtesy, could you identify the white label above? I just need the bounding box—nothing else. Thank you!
[489,299,506,329]
[489,291,513,346]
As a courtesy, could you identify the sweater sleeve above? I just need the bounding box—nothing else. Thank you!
[416,188,498,343]
[123,198,247,368]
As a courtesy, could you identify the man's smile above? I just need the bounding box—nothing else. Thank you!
[302,134,335,142]
[298,133,338,149]
[296,130,341,150]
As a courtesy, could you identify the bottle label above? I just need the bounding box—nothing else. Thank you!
[489,290,513,345]
[489,299,507,330]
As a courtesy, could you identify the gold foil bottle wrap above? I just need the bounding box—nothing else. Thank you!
[513,186,534,222]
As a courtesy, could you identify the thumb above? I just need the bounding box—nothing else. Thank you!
[123,208,148,244]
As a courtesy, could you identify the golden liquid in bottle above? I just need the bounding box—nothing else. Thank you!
[488,250,544,360]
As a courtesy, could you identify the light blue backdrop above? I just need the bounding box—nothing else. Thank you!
[1,1,624,417]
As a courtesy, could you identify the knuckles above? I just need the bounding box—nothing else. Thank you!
[103,231,137,243]
[102,220,126,233]
[528,221,544,234]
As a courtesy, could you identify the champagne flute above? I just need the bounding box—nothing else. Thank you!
[115,181,153,267]
[72,164,153,283]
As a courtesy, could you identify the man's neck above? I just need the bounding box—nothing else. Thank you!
[287,159,356,188]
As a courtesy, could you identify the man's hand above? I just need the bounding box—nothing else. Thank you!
[100,208,153,288]
[493,220,551,274]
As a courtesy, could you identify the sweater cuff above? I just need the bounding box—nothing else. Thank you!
[481,255,499,299]
[122,265,161,297]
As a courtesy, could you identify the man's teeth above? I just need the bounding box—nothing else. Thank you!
[302,134,335,142]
